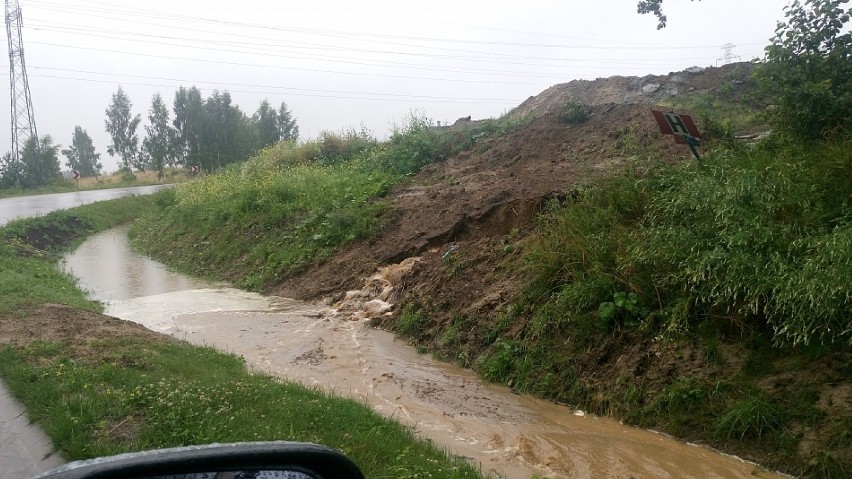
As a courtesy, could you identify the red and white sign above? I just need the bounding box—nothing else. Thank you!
[72,170,80,180]
[652,110,701,145]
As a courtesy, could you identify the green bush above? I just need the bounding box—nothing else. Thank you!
[558,99,589,124]
[758,0,852,141]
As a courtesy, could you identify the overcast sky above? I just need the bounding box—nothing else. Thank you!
[3,0,790,172]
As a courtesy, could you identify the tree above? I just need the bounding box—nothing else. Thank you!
[62,126,102,178]
[142,93,176,180]
[105,86,142,174]
[253,99,280,149]
[637,0,699,29]
[0,152,20,188]
[172,86,205,169]
[278,101,299,142]
[758,0,852,141]
[20,136,61,188]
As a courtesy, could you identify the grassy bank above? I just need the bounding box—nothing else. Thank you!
[131,116,528,291]
[397,136,852,477]
[0,197,484,478]
[0,195,160,314]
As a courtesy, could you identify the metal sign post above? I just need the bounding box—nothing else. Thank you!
[651,110,703,160]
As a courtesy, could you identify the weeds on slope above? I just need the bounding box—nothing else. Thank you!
[520,136,851,349]
[131,114,531,291]
[468,135,851,476]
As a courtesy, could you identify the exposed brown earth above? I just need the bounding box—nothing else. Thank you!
[269,62,851,476]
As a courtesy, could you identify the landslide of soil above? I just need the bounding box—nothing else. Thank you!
[273,62,851,477]
[273,64,743,299]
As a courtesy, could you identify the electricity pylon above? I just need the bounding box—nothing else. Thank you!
[5,0,38,165]
[717,43,741,66]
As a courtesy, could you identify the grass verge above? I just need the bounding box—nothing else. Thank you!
[0,195,485,478]
[0,337,480,478]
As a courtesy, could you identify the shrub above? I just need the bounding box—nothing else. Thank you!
[758,0,852,141]
[558,99,589,124]
[630,138,852,345]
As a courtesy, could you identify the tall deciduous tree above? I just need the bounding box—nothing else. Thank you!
[278,101,299,142]
[172,86,205,169]
[142,93,176,180]
[105,86,141,174]
[0,152,20,188]
[62,126,102,178]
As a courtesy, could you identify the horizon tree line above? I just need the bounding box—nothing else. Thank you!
[0,86,299,189]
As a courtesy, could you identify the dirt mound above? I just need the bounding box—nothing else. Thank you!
[510,62,755,119]
[274,101,690,300]
[275,64,758,301]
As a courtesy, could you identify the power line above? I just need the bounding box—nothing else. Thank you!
[27,21,705,68]
[26,0,747,51]
[28,42,560,86]
[28,73,523,104]
[29,65,523,103]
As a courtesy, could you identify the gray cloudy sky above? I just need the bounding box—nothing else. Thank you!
[4,0,790,172]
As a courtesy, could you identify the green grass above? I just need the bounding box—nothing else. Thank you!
[714,391,783,440]
[518,136,852,348]
[0,340,481,478]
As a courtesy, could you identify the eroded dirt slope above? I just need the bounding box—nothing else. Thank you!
[274,101,690,300]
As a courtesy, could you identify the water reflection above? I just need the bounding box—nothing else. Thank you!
[62,225,211,300]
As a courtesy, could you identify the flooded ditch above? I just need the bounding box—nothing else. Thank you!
[62,227,787,479]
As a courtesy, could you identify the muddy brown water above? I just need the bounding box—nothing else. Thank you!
[61,227,788,479]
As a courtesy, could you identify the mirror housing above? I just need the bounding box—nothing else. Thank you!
[34,442,365,479]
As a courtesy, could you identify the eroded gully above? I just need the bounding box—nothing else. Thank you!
[62,226,787,479]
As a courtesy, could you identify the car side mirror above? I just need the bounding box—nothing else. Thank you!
[34,442,365,479]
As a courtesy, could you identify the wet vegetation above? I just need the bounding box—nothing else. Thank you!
[0,199,484,479]
[0,340,480,478]
[4,2,848,476]
[130,114,530,290]
[0,195,159,314]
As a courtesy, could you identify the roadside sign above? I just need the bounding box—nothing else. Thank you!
[652,109,702,159]
[72,170,80,180]
[191,165,200,174]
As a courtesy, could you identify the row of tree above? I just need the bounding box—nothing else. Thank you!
[0,86,299,188]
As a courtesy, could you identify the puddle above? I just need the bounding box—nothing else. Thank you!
[62,228,788,479]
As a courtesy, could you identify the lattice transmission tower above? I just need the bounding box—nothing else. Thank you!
[716,43,741,66]
[5,0,38,165]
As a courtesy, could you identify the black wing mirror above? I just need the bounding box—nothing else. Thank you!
[34,442,365,479]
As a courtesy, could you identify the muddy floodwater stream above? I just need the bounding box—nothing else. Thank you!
[63,227,787,479]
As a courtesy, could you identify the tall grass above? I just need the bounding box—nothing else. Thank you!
[519,136,851,347]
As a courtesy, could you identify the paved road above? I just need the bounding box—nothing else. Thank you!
[0,184,169,226]
[0,382,64,479]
